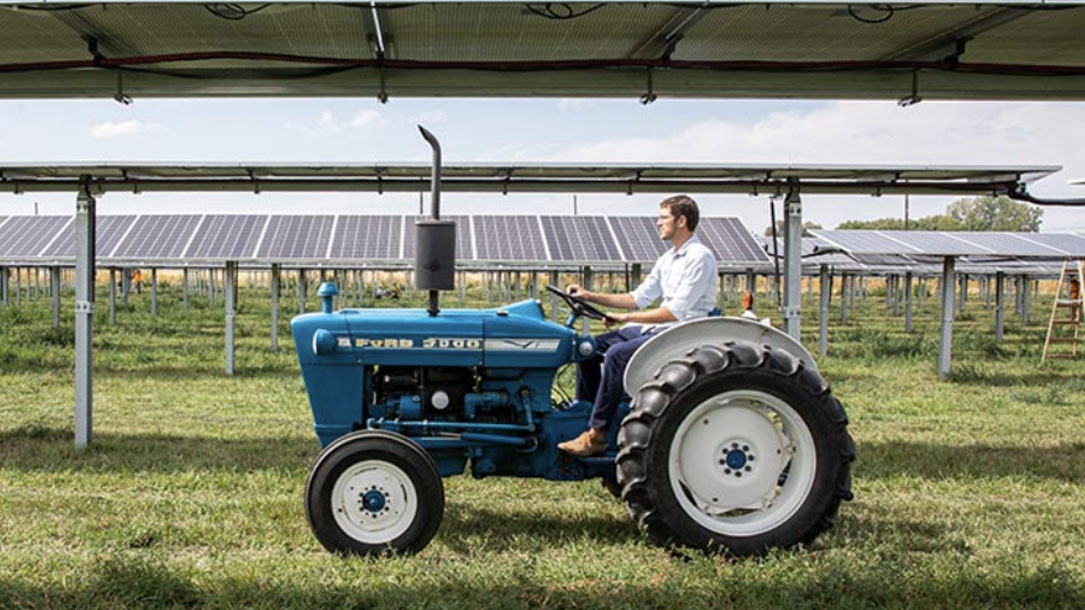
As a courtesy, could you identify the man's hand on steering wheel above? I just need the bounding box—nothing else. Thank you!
[545,285,614,324]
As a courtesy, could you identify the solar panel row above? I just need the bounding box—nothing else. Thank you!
[814,229,1085,258]
[25,214,1079,263]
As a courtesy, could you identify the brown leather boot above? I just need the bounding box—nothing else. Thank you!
[557,428,608,456]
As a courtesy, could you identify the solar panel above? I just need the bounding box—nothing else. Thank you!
[474,216,548,262]
[329,215,402,260]
[943,232,1066,257]
[813,230,918,256]
[403,215,472,260]
[1017,233,1085,257]
[540,216,621,262]
[255,215,335,259]
[111,215,203,259]
[0,216,70,257]
[40,215,138,258]
[609,216,666,262]
[185,215,267,259]
[698,217,770,264]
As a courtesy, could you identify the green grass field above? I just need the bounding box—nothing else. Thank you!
[1,277,1083,609]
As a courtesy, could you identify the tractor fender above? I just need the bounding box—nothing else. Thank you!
[623,317,818,395]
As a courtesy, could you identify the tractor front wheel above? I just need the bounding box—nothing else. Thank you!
[305,430,444,556]
[616,342,854,556]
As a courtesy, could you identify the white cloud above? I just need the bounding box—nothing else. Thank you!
[318,110,336,126]
[545,101,1085,230]
[411,110,447,124]
[350,109,388,130]
[558,99,595,111]
[89,120,163,139]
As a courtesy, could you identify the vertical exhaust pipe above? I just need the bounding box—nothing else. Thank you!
[415,126,456,316]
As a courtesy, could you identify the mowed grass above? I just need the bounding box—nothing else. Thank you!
[1,276,1083,609]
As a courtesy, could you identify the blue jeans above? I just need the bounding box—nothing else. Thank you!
[576,326,656,431]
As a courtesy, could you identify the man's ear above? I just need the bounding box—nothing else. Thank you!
[676,215,687,230]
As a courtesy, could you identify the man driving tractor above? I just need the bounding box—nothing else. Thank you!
[557,195,719,456]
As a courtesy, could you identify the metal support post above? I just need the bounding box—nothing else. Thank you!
[995,272,1005,342]
[121,268,129,305]
[549,270,559,321]
[904,272,913,333]
[182,268,189,312]
[745,269,755,296]
[840,274,849,325]
[74,186,96,449]
[271,263,281,351]
[582,266,593,335]
[225,261,236,376]
[210,268,217,308]
[818,265,830,357]
[782,185,803,341]
[298,269,307,313]
[0,266,7,306]
[958,274,967,314]
[1021,275,1030,326]
[938,257,956,379]
[109,269,116,325]
[50,267,61,328]
[151,268,158,315]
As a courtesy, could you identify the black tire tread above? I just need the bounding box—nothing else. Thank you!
[615,341,854,556]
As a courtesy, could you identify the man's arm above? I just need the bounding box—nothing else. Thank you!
[609,306,677,325]
[567,287,638,310]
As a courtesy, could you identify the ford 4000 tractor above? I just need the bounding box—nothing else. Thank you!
[291,128,854,557]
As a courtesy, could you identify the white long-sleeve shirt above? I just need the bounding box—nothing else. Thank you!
[630,234,718,331]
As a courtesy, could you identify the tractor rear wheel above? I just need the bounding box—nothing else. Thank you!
[305,430,444,556]
[616,342,854,556]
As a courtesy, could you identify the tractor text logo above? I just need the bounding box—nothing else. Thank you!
[354,338,416,349]
[422,338,482,349]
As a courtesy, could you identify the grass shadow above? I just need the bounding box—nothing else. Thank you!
[0,428,319,474]
[857,440,1085,483]
[1,551,1083,610]
[440,504,639,551]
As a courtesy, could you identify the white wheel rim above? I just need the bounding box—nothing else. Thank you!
[667,389,817,537]
[330,460,419,545]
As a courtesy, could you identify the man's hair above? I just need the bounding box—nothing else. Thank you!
[660,195,699,231]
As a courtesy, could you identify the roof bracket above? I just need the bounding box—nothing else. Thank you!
[113,71,132,106]
[376,168,384,195]
[897,69,922,107]
[639,68,657,105]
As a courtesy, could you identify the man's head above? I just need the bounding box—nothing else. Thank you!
[657,195,699,242]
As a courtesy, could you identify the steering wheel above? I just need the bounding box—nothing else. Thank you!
[545,285,612,322]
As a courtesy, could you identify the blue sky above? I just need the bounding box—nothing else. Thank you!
[1,97,1083,233]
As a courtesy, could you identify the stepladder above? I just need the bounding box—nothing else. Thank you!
[1042,259,1084,363]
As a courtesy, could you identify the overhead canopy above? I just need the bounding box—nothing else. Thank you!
[0,162,1061,196]
[1,1,1084,100]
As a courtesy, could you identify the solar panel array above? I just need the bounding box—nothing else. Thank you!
[13,215,1080,272]
[815,229,1085,258]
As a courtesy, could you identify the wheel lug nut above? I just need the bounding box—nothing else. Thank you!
[749,455,755,461]
[745,466,751,472]
[742,445,749,452]
[731,442,739,449]
[735,472,743,478]
[724,468,731,474]
[718,459,725,465]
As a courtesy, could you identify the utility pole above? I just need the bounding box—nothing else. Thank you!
[904,191,910,230]
[573,194,578,216]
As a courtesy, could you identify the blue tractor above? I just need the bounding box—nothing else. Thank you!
[290,128,854,557]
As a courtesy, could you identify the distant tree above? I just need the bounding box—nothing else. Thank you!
[836,215,964,230]
[764,220,822,237]
[946,195,1043,232]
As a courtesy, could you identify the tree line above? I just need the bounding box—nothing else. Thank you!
[765,195,1044,235]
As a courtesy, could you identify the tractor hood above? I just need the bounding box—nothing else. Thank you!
[291,299,580,369]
